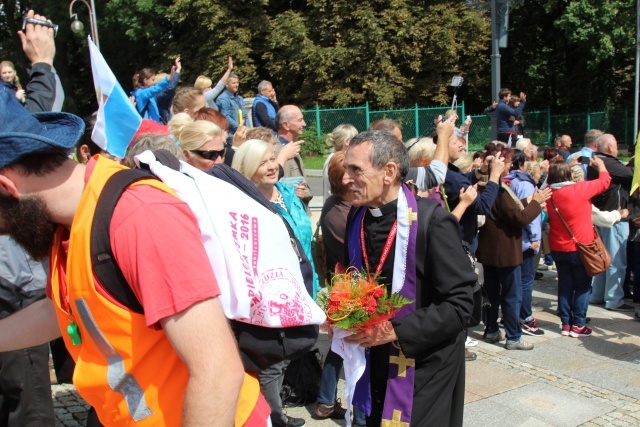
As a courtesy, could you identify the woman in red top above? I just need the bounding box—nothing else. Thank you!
[547,157,610,337]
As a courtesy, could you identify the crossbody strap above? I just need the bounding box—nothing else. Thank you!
[549,198,580,245]
[439,184,451,212]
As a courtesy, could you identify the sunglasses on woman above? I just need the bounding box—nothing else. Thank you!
[190,148,226,161]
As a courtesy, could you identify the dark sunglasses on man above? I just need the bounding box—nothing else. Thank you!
[190,147,226,161]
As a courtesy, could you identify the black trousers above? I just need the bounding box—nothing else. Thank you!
[497,132,515,144]
[0,344,55,426]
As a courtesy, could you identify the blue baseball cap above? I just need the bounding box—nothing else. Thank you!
[0,88,85,169]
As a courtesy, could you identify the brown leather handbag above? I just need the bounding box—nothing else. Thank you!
[550,200,612,276]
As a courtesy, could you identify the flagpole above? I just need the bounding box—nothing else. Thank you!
[634,0,639,146]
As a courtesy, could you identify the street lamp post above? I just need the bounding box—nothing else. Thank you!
[69,0,100,49]
[467,0,523,140]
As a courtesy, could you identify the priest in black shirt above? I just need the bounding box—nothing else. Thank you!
[341,129,476,427]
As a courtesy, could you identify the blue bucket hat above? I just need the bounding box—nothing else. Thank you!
[0,87,85,169]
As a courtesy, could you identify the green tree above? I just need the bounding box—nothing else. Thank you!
[166,0,269,97]
[263,0,490,109]
[501,0,635,112]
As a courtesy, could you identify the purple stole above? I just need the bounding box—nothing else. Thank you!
[347,184,418,425]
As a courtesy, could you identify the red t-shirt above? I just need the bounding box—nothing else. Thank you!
[48,160,270,424]
[109,183,221,328]
[48,160,220,329]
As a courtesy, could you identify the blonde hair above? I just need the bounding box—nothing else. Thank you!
[194,75,213,91]
[325,124,358,151]
[524,161,540,177]
[232,139,273,180]
[571,165,584,182]
[171,87,204,115]
[453,154,474,173]
[167,112,194,140]
[0,60,20,88]
[178,120,223,151]
[404,137,435,167]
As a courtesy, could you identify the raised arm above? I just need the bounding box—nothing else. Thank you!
[18,9,57,112]
[205,56,234,103]
[467,154,505,215]
[497,96,526,117]
[166,56,182,91]
[433,114,455,165]
[404,115,455,189]
[451,185,477,221]
[501,187,551,228]
[218,56,234,86]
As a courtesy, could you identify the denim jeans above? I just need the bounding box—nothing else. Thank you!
[552,250,592,327]
[483,264,522,343]
[591,222,629,309]
[632,241,640,303]
[258,359,290,426]
[520,249,536,322]
[317,348,366,425]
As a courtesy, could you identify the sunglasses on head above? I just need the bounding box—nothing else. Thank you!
[190,148,226,160]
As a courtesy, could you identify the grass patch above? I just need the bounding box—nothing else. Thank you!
[303,155,327,170]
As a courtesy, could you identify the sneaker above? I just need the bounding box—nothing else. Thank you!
[465,337,478,347]
[313,401,346,420]
[569,325,592,337]
[534,272,544,280]
[606,303,635,312]
[634,311,640,321]
[521,318,545,336]
[539,263,554,271]
[483,330,505,343]
[561,324,571,336]
[505,340,534,350]
[497,318,504,328]
[284,416,306,427]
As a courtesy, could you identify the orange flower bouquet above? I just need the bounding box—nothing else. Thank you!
[317,268,413,332]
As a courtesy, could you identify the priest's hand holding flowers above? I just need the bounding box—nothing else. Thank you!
[317,268,412,346]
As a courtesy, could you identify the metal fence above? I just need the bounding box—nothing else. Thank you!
[302,103,633,151]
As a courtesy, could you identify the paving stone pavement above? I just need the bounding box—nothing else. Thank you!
[51,266,640,426]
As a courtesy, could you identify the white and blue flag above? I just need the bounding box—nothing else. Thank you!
[88,38,141,158]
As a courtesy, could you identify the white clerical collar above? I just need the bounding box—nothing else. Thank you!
[369,207,383,217]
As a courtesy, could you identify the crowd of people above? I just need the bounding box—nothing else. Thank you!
[0,9,639,427]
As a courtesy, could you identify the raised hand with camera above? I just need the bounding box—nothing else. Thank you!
[18,10,56,67]
[15,9,58,113]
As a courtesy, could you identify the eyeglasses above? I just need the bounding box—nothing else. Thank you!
[190,148,226,161]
